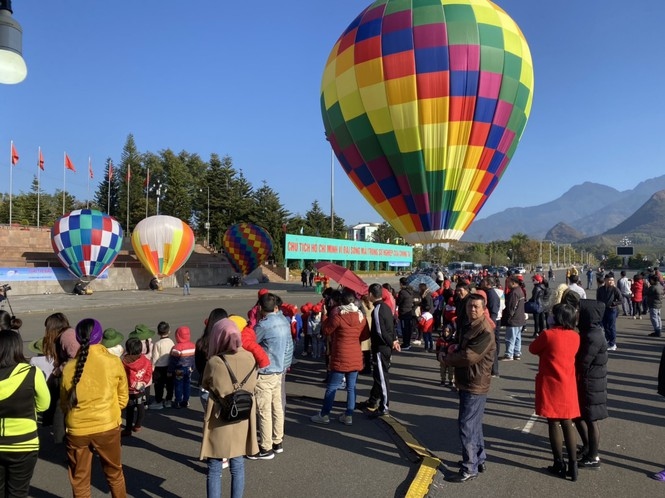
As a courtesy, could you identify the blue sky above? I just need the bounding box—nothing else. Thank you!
[2,1,663,227]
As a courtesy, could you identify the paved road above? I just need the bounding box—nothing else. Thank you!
[5,275,665,497]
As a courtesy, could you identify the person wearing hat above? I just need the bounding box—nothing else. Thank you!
[60,318,128,497]
[128,324,155,356]
[102,328,125,358]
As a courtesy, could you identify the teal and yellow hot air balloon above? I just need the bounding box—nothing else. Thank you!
[321,0,534,244]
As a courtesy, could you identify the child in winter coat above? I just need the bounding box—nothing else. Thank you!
[150,321,175,409]
[308,304,324,359]
[418,311,435,352]
[300,303,312,356]
[122,337,153,436]
[168,326,196,408]
[436,324,456,388]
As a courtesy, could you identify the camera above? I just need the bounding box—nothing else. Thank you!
[1,284,10,292]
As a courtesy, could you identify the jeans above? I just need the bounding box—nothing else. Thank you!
[173,368,192,407]
[207,457,244,498]
[0,450,38,498]
[633,301,643,317]
[621,295,632,316]
[183,282,190,295]
[458,391,488,475]
[321,371,358,416]
[399,314,413,347]
[649,307,662,335]
[602,308,618,347]
[532,312,546,336]
[422,332,433,351]
[504,326,522,357]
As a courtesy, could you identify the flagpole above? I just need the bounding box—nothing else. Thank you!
[145,166,149,218]
[63,152,66,215]
[37,147,41,228]
[87,156,90,209]
[126,162,130,232]
[9,141,13,226]
[107,161,111,214]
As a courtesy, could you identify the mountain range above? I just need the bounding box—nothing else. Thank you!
[462,175,665,243]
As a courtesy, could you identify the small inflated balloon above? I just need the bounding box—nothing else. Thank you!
[223,223,274,275]
[51,209,124,280]
[131,215,195,278]
[321,0,534,243]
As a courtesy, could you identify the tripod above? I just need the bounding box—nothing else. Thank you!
[1,288,15,318]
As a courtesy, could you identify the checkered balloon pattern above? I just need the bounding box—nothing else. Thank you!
[51,209,124,280]
[222,223,274,275]
[321,0,534,244]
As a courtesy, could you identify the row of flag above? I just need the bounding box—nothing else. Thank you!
[8,142,150,184]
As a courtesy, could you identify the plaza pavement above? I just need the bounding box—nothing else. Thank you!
[4,273,665,497]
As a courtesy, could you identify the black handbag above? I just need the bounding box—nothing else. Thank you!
[210,355,256,423]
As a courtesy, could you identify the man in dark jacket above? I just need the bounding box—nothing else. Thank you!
[396,277,415,350]
[362,283,400,418]
[596,273,622,350]
[502,276,526,360]
[444,293,496,483]
[645,274,663,337]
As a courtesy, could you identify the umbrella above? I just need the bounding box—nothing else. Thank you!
[405,273,440,293]
[313,262,369,296]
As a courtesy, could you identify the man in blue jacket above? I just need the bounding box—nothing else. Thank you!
[249,293,293,460]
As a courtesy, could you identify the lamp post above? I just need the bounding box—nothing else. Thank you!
[0,0,27,84]
[155,182,166,215]
[200,186,210,247]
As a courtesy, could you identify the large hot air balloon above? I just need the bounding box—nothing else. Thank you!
[51,209,124,281]
[131,215,195,278]
[222,223,274,276]
[321,0,534,244]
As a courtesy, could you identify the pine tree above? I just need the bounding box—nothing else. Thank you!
[116,134,145,232]
[250,181,290,265]
[159,149,193,222]
[93,157,121,216]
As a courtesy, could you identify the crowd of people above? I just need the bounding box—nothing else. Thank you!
[0,264,664,496]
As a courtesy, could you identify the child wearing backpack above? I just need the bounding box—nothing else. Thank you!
[122,337,153,436]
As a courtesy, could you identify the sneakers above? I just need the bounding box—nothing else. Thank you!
[132,426,142,433]
[579,456,600,469]
[148,402,163,410]
[310,413,330,425]
[401,345,411,351]
[499,355,513,361]
[607,345,617,351]
[513,355,522,361]
[648,332,662,337]
[272,443,283,454]
[651,469,665,481]
[163,400,172,408]
[246,449,275,460]
[446,470,478,483]
[366,408,388,419]
[338,414,353,426]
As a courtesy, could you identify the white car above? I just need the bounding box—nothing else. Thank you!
[514,267,527,274]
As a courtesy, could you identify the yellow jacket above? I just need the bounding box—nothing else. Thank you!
[60,345,128,436]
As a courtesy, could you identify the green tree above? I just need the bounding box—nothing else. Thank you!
[304,200,329,237]
[250,181,290,265]
[93,158,121,216]
[116,134,146,232]
[159,149,193,222]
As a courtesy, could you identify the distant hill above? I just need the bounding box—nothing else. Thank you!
[603,190,665,243]
[462,175,665,242]
[545,222,585,243]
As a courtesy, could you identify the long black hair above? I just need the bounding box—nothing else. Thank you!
[66,318,95,410]
[0,329,26,368]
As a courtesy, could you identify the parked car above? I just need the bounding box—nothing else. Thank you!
[513,266,527,274]
[535,265,544,273]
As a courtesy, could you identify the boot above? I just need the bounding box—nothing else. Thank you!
[547,459,566,479]
[567,460,578,481]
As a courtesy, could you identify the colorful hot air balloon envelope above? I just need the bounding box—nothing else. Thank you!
[222,223,274,276]
[131,215,195,278]
[321,0,534,244]
[51,209,124,281]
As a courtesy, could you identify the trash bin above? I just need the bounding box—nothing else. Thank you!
[315,282,323,294]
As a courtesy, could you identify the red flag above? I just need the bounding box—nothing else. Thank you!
[11,142,19,165]
[88,157,93,179]
[38,149,44,171]
[108,161,113,180]
[126,164,131,183]
[65,153,76,172]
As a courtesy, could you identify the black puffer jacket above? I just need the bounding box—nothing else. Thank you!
[396,286,415,316]
[576,300,608,421]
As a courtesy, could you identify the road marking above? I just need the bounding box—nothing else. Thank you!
[380,415,440,498]
[521,412,539,433]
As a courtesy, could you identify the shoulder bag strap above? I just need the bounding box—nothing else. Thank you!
[219,355,257,391]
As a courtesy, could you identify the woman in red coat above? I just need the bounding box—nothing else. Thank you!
[529,303,581,482]
[631,274,644,319]
[310,288,370,426]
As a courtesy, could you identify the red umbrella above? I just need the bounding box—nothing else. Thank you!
[313,262,369,295]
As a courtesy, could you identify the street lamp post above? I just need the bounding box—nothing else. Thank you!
[155,182,166,215]
[200,186,210,247]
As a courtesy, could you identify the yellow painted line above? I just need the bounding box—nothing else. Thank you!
[381,415,441,498]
